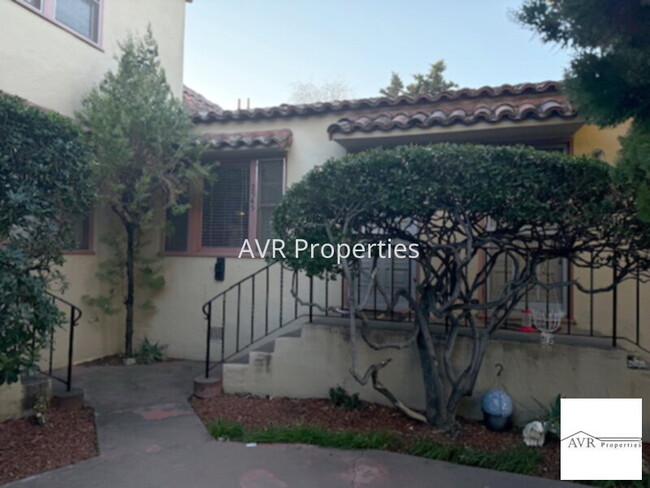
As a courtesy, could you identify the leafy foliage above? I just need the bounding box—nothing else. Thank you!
[515,0,650,219]
[135,337,167,364]
[0,92,94,384]
[380,60,457,97]
[77,28,208,356]
[272,143,650,428]
[328,386,363,410]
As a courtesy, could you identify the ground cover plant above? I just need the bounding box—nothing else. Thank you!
[192,393,649,485]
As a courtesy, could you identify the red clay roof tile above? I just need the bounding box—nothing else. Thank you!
[200,129,292,151]
[186,81,573,124]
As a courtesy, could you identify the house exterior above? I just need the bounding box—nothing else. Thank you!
[155,81,635,359]
[1,0,647,435]
[170,83,650,435]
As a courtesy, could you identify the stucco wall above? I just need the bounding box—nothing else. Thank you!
[224,322,650,439]
[143,115,348,360]
[0,0,186,116]
[0,0,188,366]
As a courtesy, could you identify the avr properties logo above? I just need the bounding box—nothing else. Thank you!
[561,399,642,481]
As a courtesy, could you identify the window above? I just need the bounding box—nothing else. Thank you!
[56,0,100,43]
[22,0,42,8]
[165,158,285,256]
[486,255,568,315]
[17,0,102,45]
[64,212,93,252]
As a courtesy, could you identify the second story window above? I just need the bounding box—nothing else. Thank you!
[55,0,100,43]
[18,0,102,45]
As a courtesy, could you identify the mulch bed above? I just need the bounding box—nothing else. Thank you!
[190,394,562,479]
[0,406,98,485]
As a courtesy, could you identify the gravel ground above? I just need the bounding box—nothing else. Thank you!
[190,394,562,480]
[0,406,98,485]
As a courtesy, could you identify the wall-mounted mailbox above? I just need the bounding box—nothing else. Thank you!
[214,258,225,281]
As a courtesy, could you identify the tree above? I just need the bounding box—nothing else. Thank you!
[380,60,458,97]
[515,0,650,218]
[0,93,94,384]
[272,143,650,430]
[289,80,353,104]
[77,29,207,358]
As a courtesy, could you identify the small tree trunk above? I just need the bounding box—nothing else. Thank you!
[124,222,135,357]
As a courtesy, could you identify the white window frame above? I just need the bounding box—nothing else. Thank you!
[16,0,103,48]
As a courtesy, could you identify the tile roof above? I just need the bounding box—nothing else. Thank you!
[200,129,292,151]
[328,98,575,137]
[183,86,223,118]
[186,81,575,124]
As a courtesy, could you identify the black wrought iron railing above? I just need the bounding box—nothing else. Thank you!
[202,262,339,378]
[202,256,650,378]
[41,292,82,391]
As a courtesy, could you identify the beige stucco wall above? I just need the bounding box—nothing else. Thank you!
[142,115,348,361]
[118,117,644,364]
[0,0,188,366]
[0,0,186,116]
[224,322,650,439]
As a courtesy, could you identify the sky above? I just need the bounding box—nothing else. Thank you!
[183,0,572,110]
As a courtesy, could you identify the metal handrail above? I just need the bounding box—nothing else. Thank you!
[43,291,82,391]
[202,261,325,378]
[201,254,650,379]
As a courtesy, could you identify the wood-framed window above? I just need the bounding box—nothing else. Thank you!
[64,211,93,254]
[16,0,103,46]
[164,158,285,257]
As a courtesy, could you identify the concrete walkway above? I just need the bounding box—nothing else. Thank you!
[5,361,578,488]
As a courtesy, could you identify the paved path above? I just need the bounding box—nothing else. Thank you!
[5,361,577,488]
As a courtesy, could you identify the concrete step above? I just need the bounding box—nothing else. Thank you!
[224,321,306,365]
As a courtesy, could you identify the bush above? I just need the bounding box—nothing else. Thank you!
[0,93,94,384]
[135,337,167,364]
[329,386,363,410]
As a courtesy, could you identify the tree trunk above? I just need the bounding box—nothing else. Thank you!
[415,320,488,431]
[124,222,135,357]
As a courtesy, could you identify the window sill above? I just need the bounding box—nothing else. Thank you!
[163,249,264,259]
[63,249,95,256]
[14,0,104,52]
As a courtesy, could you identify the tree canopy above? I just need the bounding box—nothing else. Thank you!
[77,28,207,357]
[289,80,353,104]
[516,0,650,219]
[380,60,458,98]
[0,92,94,384]
[273,143,650,428]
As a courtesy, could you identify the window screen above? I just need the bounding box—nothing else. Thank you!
[257,159,284,241]
[202,164,250,248]
[56,0,100,42]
